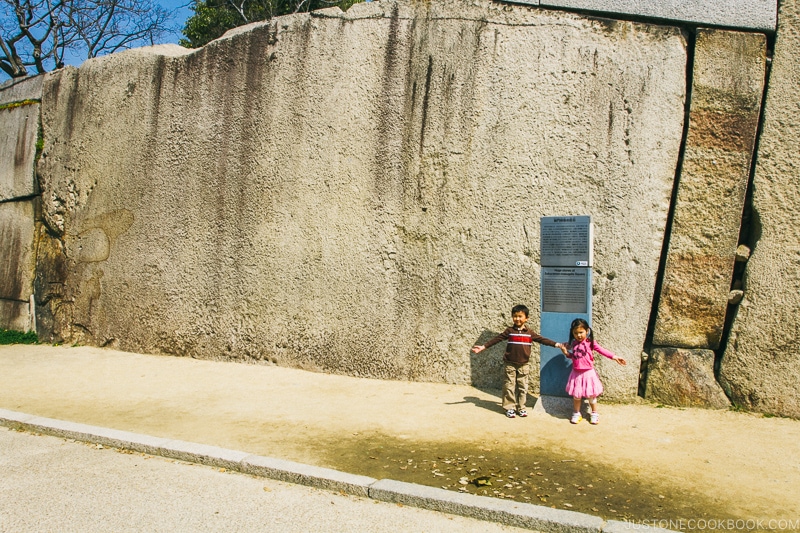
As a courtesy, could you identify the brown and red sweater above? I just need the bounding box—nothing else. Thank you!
[483,325,558,365]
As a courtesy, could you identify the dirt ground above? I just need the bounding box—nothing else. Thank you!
[1,344,798,531]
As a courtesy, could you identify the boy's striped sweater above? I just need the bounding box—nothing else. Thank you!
[483,325,558,364]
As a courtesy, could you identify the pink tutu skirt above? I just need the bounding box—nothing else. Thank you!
[565,368,604,398]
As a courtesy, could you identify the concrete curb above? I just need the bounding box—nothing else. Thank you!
[0,408,676,533]
[369,478,604,532]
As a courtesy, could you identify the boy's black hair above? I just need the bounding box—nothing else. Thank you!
[511,304,529,317]
[569,318,594,345]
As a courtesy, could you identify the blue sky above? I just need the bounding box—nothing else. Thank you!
[160,0,194,44]
[0,2,192,79]
[54,0,192,69]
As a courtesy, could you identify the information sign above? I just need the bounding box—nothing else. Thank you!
[539,215,593,399]
[540,216,593,267]
[541,267,589,314]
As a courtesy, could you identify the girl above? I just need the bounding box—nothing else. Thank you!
[564,318,626,425]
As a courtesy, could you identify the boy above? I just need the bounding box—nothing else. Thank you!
[472,304,567,418]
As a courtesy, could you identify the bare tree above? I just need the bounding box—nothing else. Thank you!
[1,0,173,80]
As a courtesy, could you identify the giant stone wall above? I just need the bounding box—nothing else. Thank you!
[719,0,800,418]
[0,76,42,332]
[30,0,686,397]
[653,29,765,350]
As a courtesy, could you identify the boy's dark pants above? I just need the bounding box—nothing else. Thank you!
[503,362,530,411]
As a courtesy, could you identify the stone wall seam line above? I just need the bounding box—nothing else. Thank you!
[640,28,697,369]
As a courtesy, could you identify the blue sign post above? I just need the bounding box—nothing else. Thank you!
[539,216,593,397]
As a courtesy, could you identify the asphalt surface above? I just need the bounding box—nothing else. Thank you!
[0,427,533,532]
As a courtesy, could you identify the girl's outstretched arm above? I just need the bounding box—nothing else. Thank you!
[593,343,627,365]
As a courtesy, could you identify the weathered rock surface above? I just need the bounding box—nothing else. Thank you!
[645,347,730,408]
[653,29,765,349]
[0,102,39,201]
[0,200,35,300]
[0,76,43,202]
[0,299,30,331]
[1,76,43,203]
[0,76,42,332]
[0,200,36,329]
[0,75,43,106]
[32,0,686,397]
[720,1,800,418]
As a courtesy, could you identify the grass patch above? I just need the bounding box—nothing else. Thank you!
[0,329,39,345]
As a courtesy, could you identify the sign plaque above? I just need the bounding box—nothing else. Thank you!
[541,267,589,314]
[540,216,593,267]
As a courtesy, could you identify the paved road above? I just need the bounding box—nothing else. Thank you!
[0,427,530,533]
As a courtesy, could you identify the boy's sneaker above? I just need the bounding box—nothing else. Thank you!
[570,412,583,424]
[517,409,528,417]
[590,412,599,425]
[506,409,516,418]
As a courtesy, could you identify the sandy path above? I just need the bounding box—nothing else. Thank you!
[1,345,797,528]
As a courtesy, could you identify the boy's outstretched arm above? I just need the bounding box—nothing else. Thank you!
[472,329,510,354]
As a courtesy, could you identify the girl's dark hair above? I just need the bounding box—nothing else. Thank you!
[569,318,594,345]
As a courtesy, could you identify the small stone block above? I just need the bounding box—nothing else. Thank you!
[728,290,744,305]
[735,244,751,262]
[645,348,730,409]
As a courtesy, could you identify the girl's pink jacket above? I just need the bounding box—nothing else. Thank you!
[567,338,616,371]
